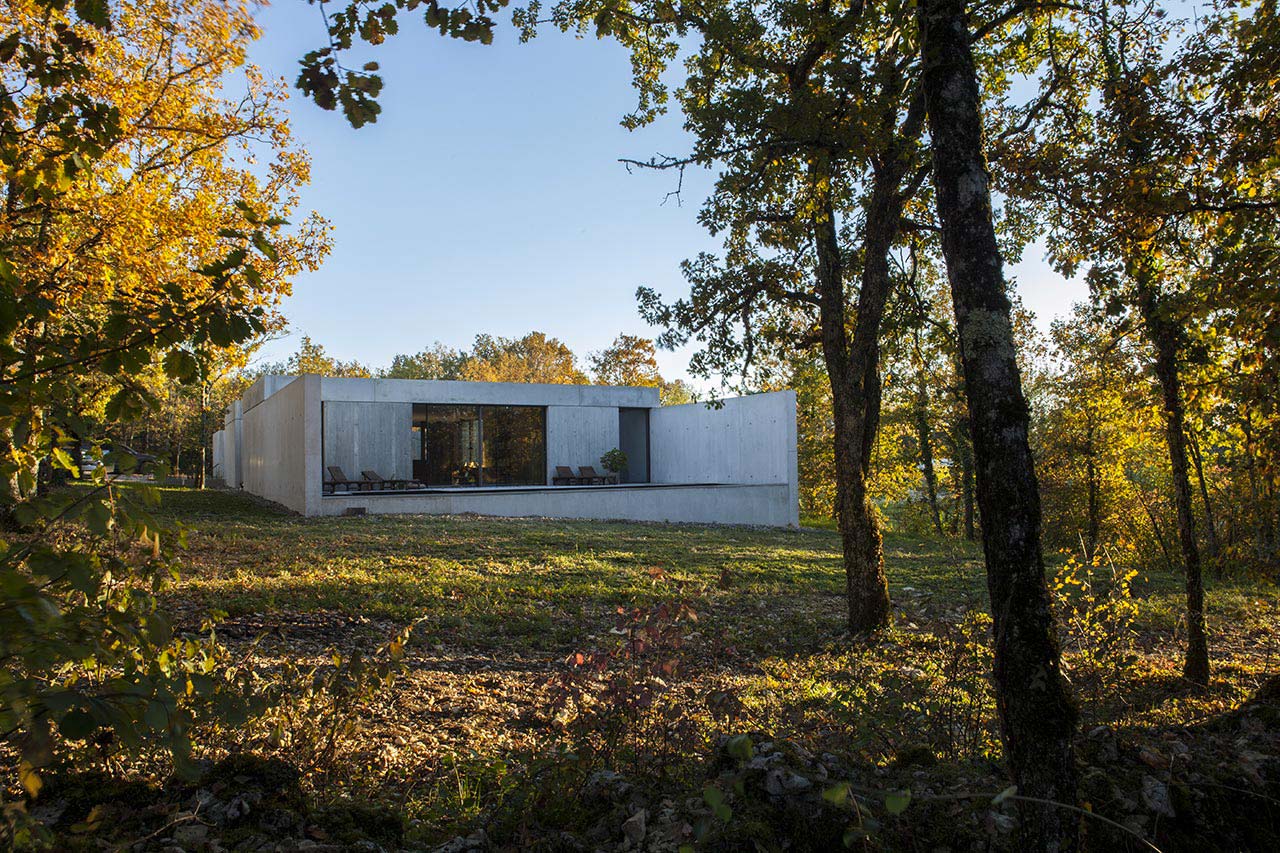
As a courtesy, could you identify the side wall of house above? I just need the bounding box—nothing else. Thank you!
[241,375,321,514]
[649,391,798,525]
[212,429,225,482]
[322,402,414,484]
[222,401,243,488]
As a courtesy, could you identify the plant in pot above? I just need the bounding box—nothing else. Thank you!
[600,448,628,483]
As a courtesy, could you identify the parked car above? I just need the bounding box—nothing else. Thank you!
[79,442,159,476]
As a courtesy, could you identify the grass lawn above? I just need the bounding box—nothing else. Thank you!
[98,486,1280,849]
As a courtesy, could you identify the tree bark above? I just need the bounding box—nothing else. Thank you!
[914,362,945,536]
[197,377,209,489]
[952,363,977,541]
[811,155,894,632]
[1187,429,1220,566]
[1134,277,1210,685]
[917,0,1078,847]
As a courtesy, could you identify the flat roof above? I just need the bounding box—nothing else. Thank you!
[240,374,660,413]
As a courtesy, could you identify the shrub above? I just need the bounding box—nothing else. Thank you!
[600,448,628,474]
[1051,548,1141,698]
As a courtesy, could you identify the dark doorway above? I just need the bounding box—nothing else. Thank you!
[618,408,650,484]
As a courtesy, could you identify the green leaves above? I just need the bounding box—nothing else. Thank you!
[702,785,733,822]
[252,230,278,262]
[884,789,911,815]
[296,0,506,126]
[163,348,200,384]
[72,0,111,31]
[58,709,96,740]
[723,732,754,762]
[822,781,852,806]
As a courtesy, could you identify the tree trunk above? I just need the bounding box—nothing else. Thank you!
[1139,492,1178,573]
[914,364,945,536]
[953,365,977,541]
[1134,278,1210,685]
[812,156,891,633]
[1241,412,1272,561]
[1187,429,1220,566]
[1084,419,1101,560]
[197,376,209,489]
[917,0,1078,847]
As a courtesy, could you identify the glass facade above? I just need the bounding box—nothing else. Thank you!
[412,404,546,487]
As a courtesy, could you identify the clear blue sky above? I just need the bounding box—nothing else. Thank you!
[245,2,1084,385]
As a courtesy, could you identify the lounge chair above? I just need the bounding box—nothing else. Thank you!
[362,469,419,490]
[552,465,579,485]
[577,465,617,485]
[325,465,366,494]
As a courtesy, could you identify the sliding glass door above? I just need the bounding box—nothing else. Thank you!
[412,404,545,487]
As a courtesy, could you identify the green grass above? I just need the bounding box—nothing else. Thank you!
[145,486,1276,660]
[105,486,1280,847]
[151,487,995,655]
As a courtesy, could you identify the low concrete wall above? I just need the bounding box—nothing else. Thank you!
[319,483,794,526]
[545,405,618,482]
[649,391,798,525]
[242,374,320,514]
[322,401,414,483]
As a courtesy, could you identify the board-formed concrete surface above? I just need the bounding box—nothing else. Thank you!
[321,401,415,484]
[649,391,799,526]
[241,375,320,515]
[546,405,618,482]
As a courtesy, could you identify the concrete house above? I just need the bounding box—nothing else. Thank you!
[212,375,798,527]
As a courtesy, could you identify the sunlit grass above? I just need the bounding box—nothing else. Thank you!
[112,485,1280,846]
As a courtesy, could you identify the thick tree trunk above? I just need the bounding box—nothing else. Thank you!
[812,157,891,632]
[1135,279,1210,685]
[917,0,1078,848]
[952,365,977,541]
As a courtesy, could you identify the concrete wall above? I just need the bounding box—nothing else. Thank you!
[322,401,414,483]
[241,374,320,514]
[241,375,296,412]
[319,376,658,409]
[230,376,797,526]
[320,483,793,526]
[649,391,798,525]
[212,429,225,481]
[222,401,243,488]
[545,405,618,482]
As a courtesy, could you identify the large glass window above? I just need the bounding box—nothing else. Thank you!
[412,404,545,487]
[480,405,546,486]
[415,404,481,486]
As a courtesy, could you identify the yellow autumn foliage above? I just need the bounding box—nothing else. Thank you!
[2,0,330,339]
